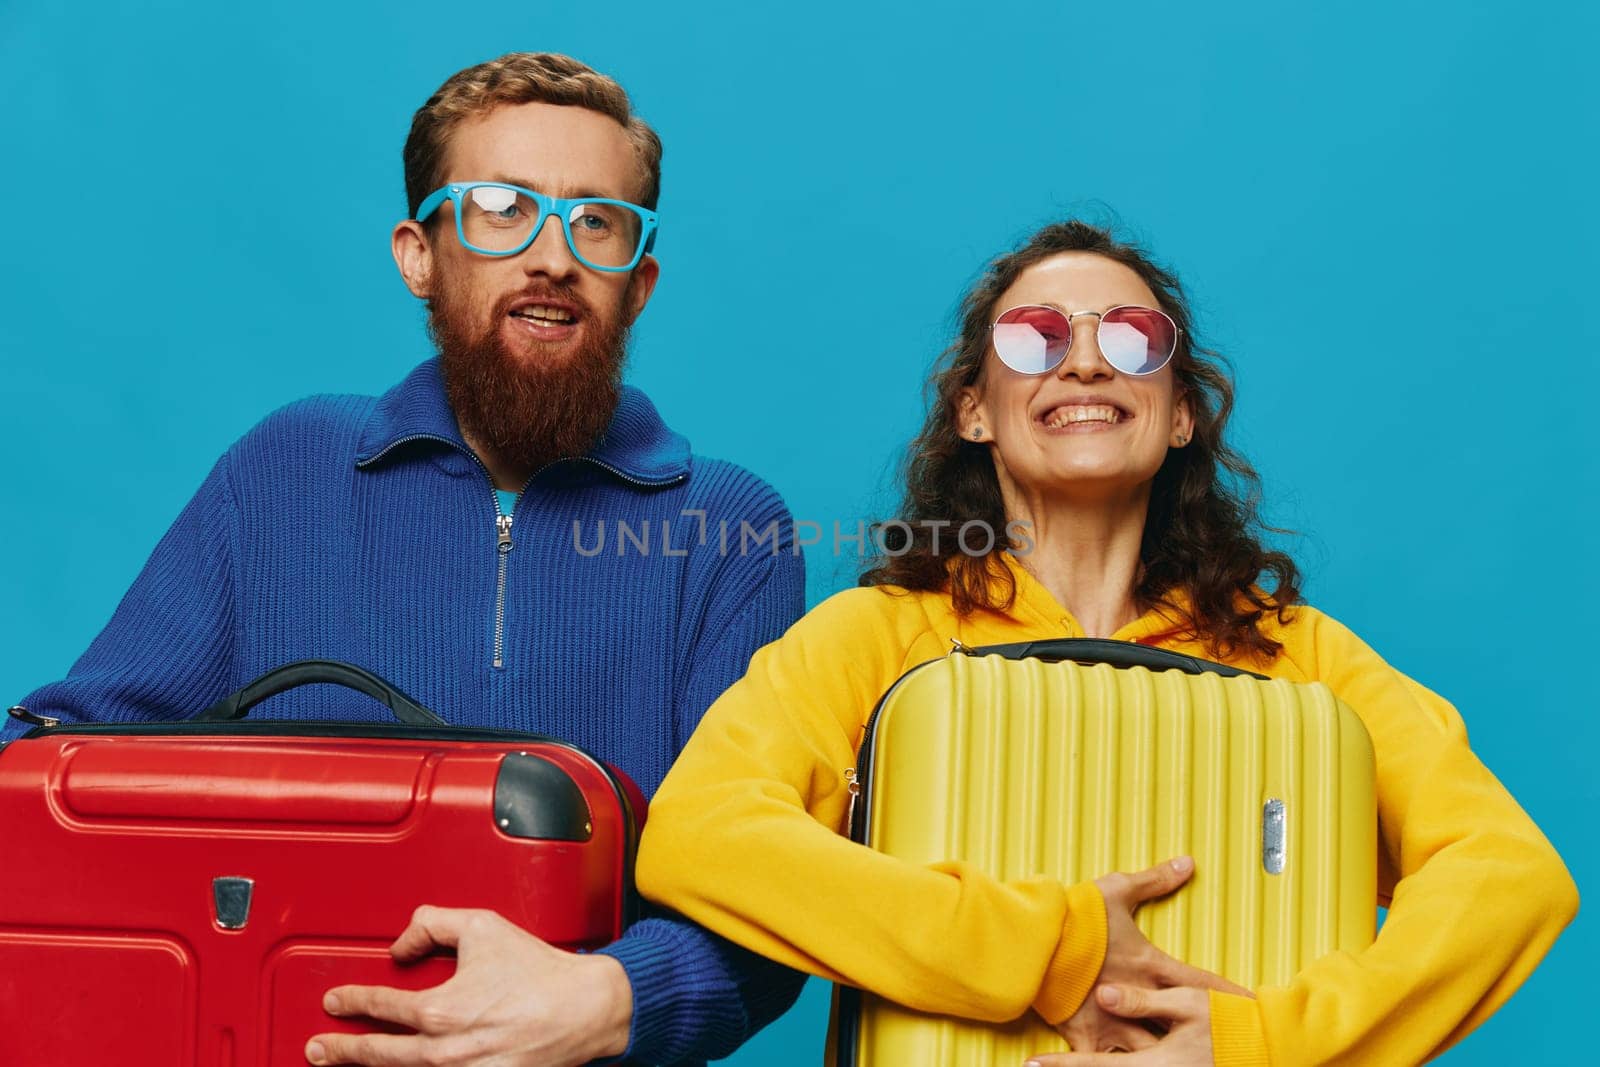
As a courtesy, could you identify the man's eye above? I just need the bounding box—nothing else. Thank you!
[573,212,611,232]
[468,189,523,221]
[484,202,525,223]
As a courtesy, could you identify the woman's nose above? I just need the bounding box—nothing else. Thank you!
[1055,313,1114,381]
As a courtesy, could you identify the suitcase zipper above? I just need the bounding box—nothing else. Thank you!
[836,640,992,1067]
[847,639,978,842]
[7,705,61,728]
[843,768,861,835]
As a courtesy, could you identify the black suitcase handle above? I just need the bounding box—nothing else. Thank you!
[196,660,448,725]
[975,637,1268,680]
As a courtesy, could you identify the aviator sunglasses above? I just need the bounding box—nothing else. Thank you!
[991,304,1181,376]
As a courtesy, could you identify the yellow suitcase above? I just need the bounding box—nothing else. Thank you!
[835,638,1377,1065]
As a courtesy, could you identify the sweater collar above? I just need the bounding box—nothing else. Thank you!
[355,359,691,485]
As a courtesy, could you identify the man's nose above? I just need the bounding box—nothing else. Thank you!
[1055,313,1114,382]
[519,212,580,279]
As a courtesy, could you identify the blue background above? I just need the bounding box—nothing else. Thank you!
[2,0,1594,1062]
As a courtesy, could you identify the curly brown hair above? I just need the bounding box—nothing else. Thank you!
[861,220,1301,660]
[403,52,662,218]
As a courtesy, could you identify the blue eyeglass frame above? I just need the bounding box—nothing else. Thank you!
[414,181,659,272]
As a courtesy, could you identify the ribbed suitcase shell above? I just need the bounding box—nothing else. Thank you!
[838,652,1377,1065]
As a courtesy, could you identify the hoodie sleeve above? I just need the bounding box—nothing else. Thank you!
[1207,609,1579,1066]
[637,587,1108,1027]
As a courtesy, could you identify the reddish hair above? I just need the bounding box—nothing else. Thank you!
[403,52,662,216]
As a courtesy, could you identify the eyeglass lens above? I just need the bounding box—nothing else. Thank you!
[460,187,644,267]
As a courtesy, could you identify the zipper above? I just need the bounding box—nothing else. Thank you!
[836,638,981,1067]
[359,435,685,668]
[484,459,680,668]
[493,512,514,668]
[368,436,519,670]
[359,434,686,490]
[844,641,974,843]
[843,768,861,836]
[8,705,61,728]
[355,432,467,470]
[582,458,687,490]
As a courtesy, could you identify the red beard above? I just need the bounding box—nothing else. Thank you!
[428,271,633,479]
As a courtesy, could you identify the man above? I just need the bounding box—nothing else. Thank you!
[2,53,805,1065]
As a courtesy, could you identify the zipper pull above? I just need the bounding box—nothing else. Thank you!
[8,705,61,728]
[844,767,861,835]
[496,514,514,554]
[949,637,975,656]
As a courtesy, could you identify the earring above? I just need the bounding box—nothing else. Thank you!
[971,427,984,441]
[1175,433,1190,445]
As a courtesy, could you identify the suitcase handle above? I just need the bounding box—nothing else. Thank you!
[195,660,448,725]
[976,637,1268,680]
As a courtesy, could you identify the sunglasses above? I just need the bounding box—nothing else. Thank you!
[990,304,1180,376]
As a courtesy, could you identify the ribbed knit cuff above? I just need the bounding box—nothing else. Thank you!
[593,933,680,1063]
[1030,879,1109,1025]
[1209,990,1270,1067]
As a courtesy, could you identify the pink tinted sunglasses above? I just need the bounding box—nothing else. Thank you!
[991,304,1180,376]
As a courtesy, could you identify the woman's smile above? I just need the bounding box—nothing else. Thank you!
[1035,397,1133,432]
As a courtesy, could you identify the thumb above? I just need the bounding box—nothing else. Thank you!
[1120,855,1195,905]
[389,904,476,962]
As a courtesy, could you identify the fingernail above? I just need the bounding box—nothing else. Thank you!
[323,992,341,1013]
[306,1041,327,1065]
[1024,1061,1042,1067]
[1171,855,1193,874]
[1100,986,1121,1008]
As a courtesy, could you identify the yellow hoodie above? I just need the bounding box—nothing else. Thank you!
[638,555,1577,1065]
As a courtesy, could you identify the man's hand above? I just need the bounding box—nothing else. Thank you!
[1053,858,1248,1055]
[1029,984,1216,1065]
[305,906,632,1067]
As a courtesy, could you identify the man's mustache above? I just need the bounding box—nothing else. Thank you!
[491,284,592,321]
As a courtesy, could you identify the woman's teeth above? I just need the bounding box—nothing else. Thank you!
[1043,405,1123,428]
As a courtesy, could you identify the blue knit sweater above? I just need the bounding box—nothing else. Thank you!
[3,359,808,1064]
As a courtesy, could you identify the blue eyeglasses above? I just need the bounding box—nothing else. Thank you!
[414,182,658,272]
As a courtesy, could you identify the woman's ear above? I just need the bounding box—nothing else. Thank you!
[1171,385,1197,447]
[956,385,988,442]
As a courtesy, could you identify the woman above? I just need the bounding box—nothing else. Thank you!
[636,221,1576,1064]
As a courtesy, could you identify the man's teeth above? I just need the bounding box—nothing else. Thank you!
[512,305,575,323]
[1043,405,1123,428]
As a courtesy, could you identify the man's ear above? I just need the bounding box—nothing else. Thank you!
[392,220,435,299]
[625,254,660,324]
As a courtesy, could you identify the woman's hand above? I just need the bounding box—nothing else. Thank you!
[1052,857,1248,1055]
[1029,984,1216,1065]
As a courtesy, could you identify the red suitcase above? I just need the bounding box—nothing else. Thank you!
[0,661,646,1067]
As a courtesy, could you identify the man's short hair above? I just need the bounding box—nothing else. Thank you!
[403,52,663,217]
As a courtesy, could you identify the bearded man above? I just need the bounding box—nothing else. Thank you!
[2,54,806,1066]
